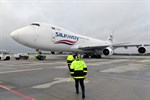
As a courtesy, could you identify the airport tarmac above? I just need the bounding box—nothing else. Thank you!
[0,55,150,100]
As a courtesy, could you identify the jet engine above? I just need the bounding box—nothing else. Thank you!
[51,52,55,55]
[138,46,146,54]
[103,47,113,56]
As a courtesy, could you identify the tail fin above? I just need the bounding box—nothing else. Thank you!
[107,33,114,43]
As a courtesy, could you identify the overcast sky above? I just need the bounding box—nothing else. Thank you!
[0,0,150,53]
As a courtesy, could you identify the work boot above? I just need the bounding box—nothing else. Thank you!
[76,90,79,94]
[82,93,85,99]
[76,88,79,94]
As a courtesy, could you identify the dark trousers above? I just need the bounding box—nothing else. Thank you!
[74,79,85,95]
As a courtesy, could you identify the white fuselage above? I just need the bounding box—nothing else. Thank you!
[11,23,111,53]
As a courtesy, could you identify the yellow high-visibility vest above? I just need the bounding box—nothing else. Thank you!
[70,59,88,79]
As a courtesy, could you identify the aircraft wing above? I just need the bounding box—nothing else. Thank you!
[112,43,150,49]
[78,45,110,50]
[78,43,150,51]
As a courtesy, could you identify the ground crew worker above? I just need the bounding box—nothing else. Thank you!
[43,54,46,59]
[67,53,74,71]
[70,53,88,99]
[35,54,38,60]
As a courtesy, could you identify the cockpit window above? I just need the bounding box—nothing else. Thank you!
[51,27,55,30]
[31,23,40,26]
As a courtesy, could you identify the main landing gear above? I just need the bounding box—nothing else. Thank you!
[83,54,101,59]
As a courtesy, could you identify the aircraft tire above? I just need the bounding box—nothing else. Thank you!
[91,54,101,59]
[83,55,89,58]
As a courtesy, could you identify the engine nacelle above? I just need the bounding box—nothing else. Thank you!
[51,52,55,55]
[138,46,146,54]
[103,47,113,56]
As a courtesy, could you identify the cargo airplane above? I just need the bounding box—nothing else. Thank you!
[11,22,150,58]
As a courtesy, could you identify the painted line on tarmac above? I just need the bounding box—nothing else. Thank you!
[100,64,146,73]
[139,60,150,63]
[54,66,68,69]
[0,85,35,100]
[32,77,89,89]
[0,68,43,74]
[87,59,129,66]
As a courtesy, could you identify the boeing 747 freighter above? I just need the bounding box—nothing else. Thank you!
[11,22,150,58]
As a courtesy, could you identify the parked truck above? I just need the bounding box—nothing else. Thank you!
[0,50,11,60]
[14,53,29,60]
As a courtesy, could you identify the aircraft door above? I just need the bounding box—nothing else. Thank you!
[51,27,56,42]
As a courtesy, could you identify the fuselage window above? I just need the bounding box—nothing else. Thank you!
[31,23,40,26]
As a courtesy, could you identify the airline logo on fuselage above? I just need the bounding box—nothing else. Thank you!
[55,32,79,41]
[55,32,79,45]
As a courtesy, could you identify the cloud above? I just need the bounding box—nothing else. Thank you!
[0,0,149,53]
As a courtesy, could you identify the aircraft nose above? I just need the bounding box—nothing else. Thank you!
[10,30,19,41]
[10,27,27,43]
[10,27,31,43]
[10,26,37,47]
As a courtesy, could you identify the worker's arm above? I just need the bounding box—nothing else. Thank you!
[70,62,75,76]
[83,61,88,75]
